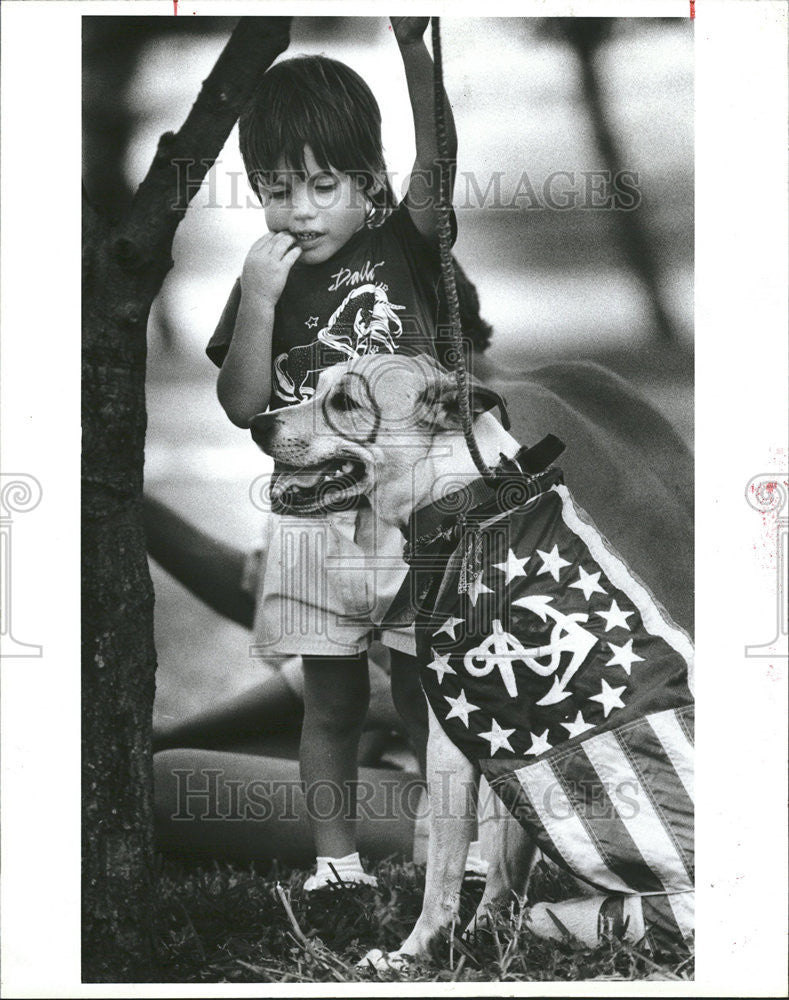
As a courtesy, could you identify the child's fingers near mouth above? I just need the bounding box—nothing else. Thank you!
[284,244,302,263]
[272,231,299,255]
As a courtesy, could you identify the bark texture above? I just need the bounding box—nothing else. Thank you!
[81,17,290,981]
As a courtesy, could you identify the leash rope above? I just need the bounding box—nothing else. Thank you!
[431,17,492,480]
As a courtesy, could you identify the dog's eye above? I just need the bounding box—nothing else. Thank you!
[331,390,360,412]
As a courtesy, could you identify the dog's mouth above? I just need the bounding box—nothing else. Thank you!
[271,456,369,514]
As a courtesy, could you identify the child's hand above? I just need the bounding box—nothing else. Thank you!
[240,231,302,306]
[390,17,429,47]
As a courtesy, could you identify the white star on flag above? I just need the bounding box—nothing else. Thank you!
[561,710,595,739]
[305,315,319,329]
[444,689,480,727]
[588,678,627,717]
[605,638,644,676]
[433,616,465,641]
[467,571,493,607]
[426,648,456,684]
[569,565,607,601]
[596,599,634,632]
[536,544,571,582]
[493,548,529,585]
[478,718,516,755]
[525,728,553,756]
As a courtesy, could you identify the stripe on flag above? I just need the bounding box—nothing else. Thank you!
[666,890,695,940]
[615,714,694,875]
[647,709,694,802]
[552,483,695,695]
[515,758,633,894]
[553,743,666,894]
[642,891,695,942]
[582,730,693,893]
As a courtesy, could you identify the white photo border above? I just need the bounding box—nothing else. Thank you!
[1,1,787,996]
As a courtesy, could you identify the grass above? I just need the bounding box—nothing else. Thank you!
[153,854,694,983]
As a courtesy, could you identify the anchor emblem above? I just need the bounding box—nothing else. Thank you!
[512,595,598,705]
[464,619,530,697]
[463,597,597,704]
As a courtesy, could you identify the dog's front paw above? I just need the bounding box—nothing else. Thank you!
[357,947,411,972]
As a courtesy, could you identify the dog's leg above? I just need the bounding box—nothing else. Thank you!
[464,807,536,939]
[361,700,478,969]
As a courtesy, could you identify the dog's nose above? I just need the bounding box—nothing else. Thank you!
[249,411,277,452]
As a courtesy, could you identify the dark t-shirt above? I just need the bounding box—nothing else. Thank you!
[206,202,456,409]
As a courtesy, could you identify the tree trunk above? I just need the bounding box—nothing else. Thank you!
[81,16,290,981]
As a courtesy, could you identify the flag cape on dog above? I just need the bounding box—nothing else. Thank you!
[416,481,695,942]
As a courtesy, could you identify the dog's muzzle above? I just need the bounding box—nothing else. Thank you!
[248,410,369,515]
[249,411,277,453]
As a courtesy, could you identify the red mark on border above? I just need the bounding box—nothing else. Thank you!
[690,0,695,19]
[173,0,178,14]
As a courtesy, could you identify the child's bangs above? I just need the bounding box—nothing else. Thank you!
[240,56,386,194]
[266,99,378,181]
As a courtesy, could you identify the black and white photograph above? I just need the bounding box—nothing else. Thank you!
[1,1,787,995]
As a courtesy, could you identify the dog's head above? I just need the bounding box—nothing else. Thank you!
[250,354,508,518]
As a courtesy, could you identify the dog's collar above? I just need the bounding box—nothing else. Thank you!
[404,436,565,562]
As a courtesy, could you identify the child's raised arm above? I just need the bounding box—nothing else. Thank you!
[391,16,457,241]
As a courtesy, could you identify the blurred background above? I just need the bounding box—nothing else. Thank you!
[83,16,693,726]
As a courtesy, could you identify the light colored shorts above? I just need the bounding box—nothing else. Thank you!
[242,507,416,660]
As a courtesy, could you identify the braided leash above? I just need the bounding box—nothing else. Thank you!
[431,17,492,480]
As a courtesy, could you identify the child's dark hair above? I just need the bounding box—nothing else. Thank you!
[239,55,395,220]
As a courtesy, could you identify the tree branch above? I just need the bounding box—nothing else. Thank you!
[110,16,290,292]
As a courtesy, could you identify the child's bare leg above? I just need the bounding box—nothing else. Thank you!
[301,652,370,858]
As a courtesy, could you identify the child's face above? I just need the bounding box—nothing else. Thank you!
[260,146,368,264]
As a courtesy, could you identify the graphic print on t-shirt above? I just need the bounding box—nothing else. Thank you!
[273,283,406,404]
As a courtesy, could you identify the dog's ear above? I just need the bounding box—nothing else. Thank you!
[417,365,511,431]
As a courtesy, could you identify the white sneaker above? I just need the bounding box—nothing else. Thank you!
[303,851,378,892]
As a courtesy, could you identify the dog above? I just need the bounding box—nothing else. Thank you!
[251,353,695,966]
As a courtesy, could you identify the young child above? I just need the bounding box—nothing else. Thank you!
[206,18,459,890]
